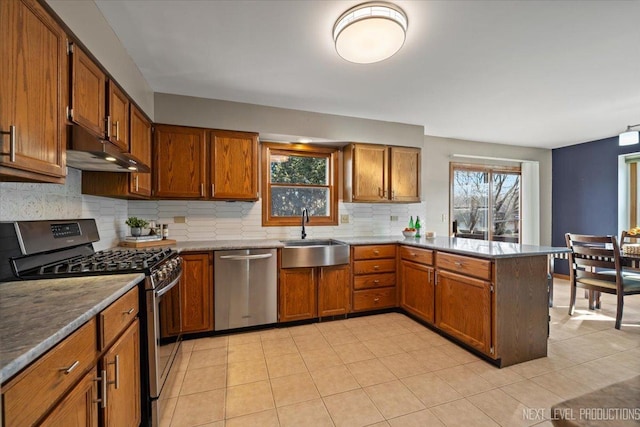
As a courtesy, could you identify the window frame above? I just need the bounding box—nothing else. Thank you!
[261,142,339,226]
[449,162,522,243]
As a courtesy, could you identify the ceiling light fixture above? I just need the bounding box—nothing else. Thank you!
[333,2,408,64]
[620,124,640,146]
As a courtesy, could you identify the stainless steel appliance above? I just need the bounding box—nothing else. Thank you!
[214,248,277,330]
[0,219,182,427]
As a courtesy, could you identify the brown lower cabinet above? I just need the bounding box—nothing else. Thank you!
[435,269,492,355]
[2,287,140,426]
[279,264,350,322]
[351,245,397,311]
[400,259,435,323]
[180,252,214,334]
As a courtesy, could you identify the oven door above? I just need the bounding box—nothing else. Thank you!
[147,272,182,400]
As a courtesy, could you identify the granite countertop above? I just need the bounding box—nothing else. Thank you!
[336,236,570,259]
[0,273,144,383]
[170,236,568,259]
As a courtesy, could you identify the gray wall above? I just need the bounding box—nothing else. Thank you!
[423,135,552,245]
[154,93,424,148]
[46,0,154,118]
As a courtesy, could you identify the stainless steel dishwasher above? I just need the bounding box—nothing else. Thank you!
[214,248,277,330]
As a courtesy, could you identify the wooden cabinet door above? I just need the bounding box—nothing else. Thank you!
[129,105,152,197]
[102,319,140,427]
[209,130,258,200]
[279,268,317,322]
[40,371,98,427]
[153,125,207,198]
[181,253,214,333]
[71,45,106,137]
[435,270,492,355]
[390,146,420,202]
[107,81,129,151]
[400,260,434,323]
[318,265,350,317]
[0,0,66,182]
[352,144,388,201]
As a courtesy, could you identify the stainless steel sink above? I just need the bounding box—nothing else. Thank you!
[280,239,350,268]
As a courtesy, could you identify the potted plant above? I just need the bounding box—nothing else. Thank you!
[125,217,149,237]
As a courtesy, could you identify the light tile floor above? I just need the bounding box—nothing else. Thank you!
[162,278,640,427]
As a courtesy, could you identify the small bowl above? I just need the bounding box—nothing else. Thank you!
[402,230,417,238]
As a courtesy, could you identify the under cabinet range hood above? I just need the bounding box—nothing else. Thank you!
[65,124,150,173]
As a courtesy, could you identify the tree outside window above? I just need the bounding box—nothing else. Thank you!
[262,143,338,226]
[451,164,520,243]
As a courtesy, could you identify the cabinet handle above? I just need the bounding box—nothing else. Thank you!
[211,184,215,196]
[106,116,111,138]
[392,190,395,200]
[200,183,204,196]
[1,125,16,162]
[373,250,379,255]
[428,270,431,283]
[378,187,382,197]
[374,297,380,302]
[135,175,139,192]
[94,370,107,408]
[108,355,120,389]
[123,307,134,315]
[114,120,120,141]
[59,360,80,375]
[454,261,464,268]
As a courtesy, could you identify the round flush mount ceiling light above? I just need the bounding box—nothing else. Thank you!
[333,2,408,64]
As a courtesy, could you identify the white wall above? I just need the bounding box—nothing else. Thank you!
[46,0,154,118]
[421,135,552,246]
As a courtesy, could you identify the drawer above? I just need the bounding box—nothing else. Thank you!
[100,286,139,349]
[353,259,396,275]
[354,273,396,290]
[353,245,396,260]
[436,252,492,281]
[353,287,396,311]
[400,246,434,265]
[3,317,98,427]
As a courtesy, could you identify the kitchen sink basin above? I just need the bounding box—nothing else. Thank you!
[280,239,350,268]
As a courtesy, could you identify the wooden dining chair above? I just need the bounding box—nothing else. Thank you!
[565,233,640,329]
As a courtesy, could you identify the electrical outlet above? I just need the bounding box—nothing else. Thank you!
[390,215,398,221]
[341,214,350,224]
[174,216,186,224]
[441,213,447,222]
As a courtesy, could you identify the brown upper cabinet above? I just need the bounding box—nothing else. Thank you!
[153,124,259,200]
[209,130,259,200]
[0,0,67,183]
[81,104,152,199]
[70,44,106,137]
[107,81,129,151]
[343,143,420,202]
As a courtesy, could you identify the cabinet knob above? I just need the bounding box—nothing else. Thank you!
[373,265,380,270]
[373,250,379,255]
[454,261,464,267]
[373,279,380,284]
[374,297,380,302]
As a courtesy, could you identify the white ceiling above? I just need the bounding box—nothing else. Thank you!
[95,0,640,149]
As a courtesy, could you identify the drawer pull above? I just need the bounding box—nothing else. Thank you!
[412,253,417,257]
[373,265,380,270]
[374,297,380,302]
[59,360,80,375]
[373,250,379,255]
[373,279,380,284]
[123,308,135,315]
[454,261,464,267]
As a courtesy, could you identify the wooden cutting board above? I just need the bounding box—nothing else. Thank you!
[118,239,177,248]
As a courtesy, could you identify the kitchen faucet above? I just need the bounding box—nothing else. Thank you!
[301,208,309,239]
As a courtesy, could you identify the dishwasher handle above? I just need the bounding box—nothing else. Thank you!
[218,253,274,261]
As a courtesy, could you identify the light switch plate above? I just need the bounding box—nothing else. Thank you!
[390,215,398,221]
[341,214,349,224]
[174,216,186,224]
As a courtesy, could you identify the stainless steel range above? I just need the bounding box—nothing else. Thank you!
[0,219,183,427]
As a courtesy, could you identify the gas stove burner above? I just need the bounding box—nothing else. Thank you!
[29,247,176,278]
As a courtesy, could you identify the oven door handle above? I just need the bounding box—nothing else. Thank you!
[155,271,182,298]
[218,253,273,261]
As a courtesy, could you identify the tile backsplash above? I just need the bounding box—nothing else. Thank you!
[0,168,127,251]
[0,168,427,249]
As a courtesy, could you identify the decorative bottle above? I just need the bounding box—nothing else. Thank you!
[415,216,422,238]
[409,216,414,229]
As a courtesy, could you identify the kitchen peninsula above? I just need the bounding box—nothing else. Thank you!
[171,235,567,367]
